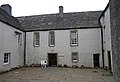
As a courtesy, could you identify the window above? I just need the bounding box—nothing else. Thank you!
[33,32,39,47]
[14,31,22,46]
[71,52,79,63]
[18,34,22,45]
[49,31,55,47]
[70,30,78,46]
[4,53,10,65]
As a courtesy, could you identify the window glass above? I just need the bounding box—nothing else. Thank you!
[49,31,55,47]
[34,32,39,46]
[70,30,78,46]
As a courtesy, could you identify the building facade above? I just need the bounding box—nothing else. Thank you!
[0,3,114,73]
[110,0,120,81]
[18,10,103,68]
[0,4,24,72]
[24,28,102,67]
[99,4,113,72]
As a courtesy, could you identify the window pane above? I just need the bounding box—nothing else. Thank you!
[49,31,55,46]
[71,31,78,45]
[34,32,39,46]
[72,52,79,63]
[4,53,10,64]
[18,34,22,45]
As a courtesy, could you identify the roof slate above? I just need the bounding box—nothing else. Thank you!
[17,11,102,31]
[0,7,24,31]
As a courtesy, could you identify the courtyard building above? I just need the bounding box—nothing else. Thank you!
[0,2,115,80]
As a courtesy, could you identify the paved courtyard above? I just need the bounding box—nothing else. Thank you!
[0,67,114,82]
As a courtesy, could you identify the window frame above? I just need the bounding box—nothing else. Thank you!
[3,53,10,65]
[33,32,40,47]
[70,30,78,46]
[71,52,79,63]
[14,31,22,46]
[49,31,55,47]
[18,33,22,45]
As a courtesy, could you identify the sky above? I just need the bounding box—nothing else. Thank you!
[0,0,109,17]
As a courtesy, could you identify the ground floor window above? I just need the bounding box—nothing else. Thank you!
[71,52,79,63]
[4,53,10,65]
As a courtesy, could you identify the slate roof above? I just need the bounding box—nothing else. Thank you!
[17,11,102,31]
[0,7,24,31]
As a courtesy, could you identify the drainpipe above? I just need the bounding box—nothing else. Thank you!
[24,32,26,65]
[101,26,105,68]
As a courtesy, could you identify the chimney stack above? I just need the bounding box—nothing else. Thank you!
[1,4,12,15]
[59,6,63,17]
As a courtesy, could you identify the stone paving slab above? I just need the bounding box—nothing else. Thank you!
[29,80,53,82]
[0,67,114,82]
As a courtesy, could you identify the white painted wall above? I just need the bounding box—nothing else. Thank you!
[0,21,24,71]
[26,28,102,68]
[100,7,113,71]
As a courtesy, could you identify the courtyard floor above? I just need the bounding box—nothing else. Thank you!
[0,67,114,82]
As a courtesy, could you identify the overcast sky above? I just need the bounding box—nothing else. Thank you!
[0,0,109,17]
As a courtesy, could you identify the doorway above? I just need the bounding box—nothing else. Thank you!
[48,53,57,67]
[93,54,100,67]
[108,51,112,71]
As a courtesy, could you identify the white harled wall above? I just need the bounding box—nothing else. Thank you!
[0,21,24,71]
[26,28,102,68]
[100,7,113,71]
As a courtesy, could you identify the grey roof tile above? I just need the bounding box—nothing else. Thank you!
[17,11,102,31]
[0,7,24,31]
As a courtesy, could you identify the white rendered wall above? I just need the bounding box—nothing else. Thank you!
[0,21,24,71]
[100,7,113,71]
[26,28,102,68]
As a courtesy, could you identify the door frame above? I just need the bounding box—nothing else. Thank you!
[93,54,100,67]
[107,51,112,71]
[47,53,58,67]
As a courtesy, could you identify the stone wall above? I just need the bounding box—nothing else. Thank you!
[110,0,120,82]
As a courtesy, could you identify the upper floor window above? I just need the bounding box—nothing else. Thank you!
[70,30,78,46]
[4,53,10,65]
[49,31,55,47]
[33,32,39,47]
[18,34,22,45]
[14,31,22,46]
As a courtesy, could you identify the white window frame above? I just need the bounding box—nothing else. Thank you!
[49,31,55,47]
[71,52,79,63]
[70,30,78,46]
[18,33,22,45]
[4,53,10,65]
[33,32,40,47]
[14,31,22,46]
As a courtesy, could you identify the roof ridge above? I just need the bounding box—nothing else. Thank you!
[17,11,102,18]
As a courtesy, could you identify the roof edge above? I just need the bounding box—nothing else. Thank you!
[17,10,102,18]
[0,19,25,32]
[99,2,109,21]
[24,26,101,32]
